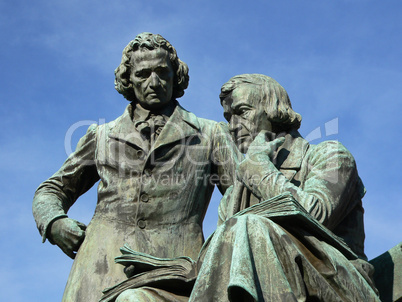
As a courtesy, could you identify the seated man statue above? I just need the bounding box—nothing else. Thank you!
[32,33,240,301]
[188,74,380,301]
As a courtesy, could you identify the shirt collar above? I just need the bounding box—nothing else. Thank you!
[131,101,177,122]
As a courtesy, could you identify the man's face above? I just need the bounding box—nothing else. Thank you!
[222,84,272,153]
[130,48,174,110]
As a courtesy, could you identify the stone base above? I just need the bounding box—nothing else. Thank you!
[370,243,402,302]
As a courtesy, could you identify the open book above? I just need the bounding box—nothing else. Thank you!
[100,245,197,302]
[232,192,358,260]
[100,192,357,301]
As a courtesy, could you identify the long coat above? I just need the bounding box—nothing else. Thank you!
[189,131,379,301]
[33,102,239,301]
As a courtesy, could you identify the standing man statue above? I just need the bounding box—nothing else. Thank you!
[189,74,380,301]
[33,32,240,301]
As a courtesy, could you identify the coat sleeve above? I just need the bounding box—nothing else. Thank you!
[210,122,243,194]
[240,141,364,230]
[32,124,100,242]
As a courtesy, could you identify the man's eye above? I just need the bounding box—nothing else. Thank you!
[156,67,170,77]
[237,106,252,117]
[135,70,150,78]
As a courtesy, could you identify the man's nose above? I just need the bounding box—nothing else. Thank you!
[149,72,161,88]
[229,116,240,132]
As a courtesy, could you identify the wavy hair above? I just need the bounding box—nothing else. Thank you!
[220,74,302,131]
[114,32,189,102]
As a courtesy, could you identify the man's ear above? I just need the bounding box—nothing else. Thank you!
[261,108,282,135]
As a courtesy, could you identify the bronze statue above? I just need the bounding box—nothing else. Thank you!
[189,74,380,301]
[32,33,240,301]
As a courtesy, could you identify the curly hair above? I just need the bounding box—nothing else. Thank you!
[220,74,302,131]
[114,32,189,102]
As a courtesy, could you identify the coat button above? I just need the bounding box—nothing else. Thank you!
[137,219,146,229]
[136,150,144,159]
[140,193,149,202]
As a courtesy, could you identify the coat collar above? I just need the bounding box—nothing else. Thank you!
[108,101,200,152]
[108,103,145,149]
[274,130,309,170]
[151,102,200,152]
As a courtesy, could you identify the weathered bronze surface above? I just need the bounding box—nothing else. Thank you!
[188,74,381,301]
[370,243,402,302]
[32,33,240,301]
[33,34,397,300]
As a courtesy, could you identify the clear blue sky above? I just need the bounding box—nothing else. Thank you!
[0,1,401,300]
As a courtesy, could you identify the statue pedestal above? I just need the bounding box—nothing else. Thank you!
[370,243,402,302]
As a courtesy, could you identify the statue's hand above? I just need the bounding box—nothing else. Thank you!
[49,218,86,259]
[237,132,285,193]
[247,131,285,161]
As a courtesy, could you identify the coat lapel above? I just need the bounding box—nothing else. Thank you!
[107,103,201,168]
[274,131,309,182]
[150,104,200,154]
[108,104,148,151]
